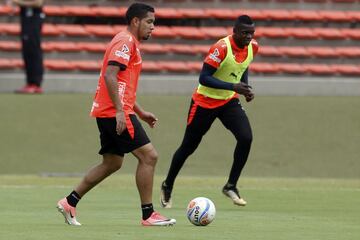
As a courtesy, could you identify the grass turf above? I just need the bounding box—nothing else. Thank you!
[0,94,359,178]
[0,175,359,240]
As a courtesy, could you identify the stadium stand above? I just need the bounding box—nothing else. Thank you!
[0,0,359,76]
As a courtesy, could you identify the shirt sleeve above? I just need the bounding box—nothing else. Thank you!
[108,38,134,67]
[203,40,227,69]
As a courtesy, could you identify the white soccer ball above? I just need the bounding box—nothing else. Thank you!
[186,197,216,226]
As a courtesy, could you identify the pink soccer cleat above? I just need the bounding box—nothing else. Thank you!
[141,211,176,226]
[56,198,81,226]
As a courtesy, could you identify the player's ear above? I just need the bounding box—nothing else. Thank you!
[132,17,141,28]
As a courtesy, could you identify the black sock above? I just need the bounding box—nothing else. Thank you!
[66,191,81,207]
[141,203,154,220]
[224,183,236,189]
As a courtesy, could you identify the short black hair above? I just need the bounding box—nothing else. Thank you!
[234,15,254,28]
[125,3,155,25]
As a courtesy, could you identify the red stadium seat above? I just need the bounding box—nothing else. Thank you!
[204,9,235,20]
[0,59,13,69]
[151,26,175,38]
[45,59,76,71]
[43,5,63,16]
[335,47,360,57]
[313,28,343,39]
[303,64,334,75]
[165,44,194,54]
[56,24,88,37]
[348,11,360,21]
[341,29,360,40]
[84,25,115,37]
[278,46,310,57]
[42,24,60,36]
[193,45,209,55]
[155,8,182,19]
[187,61,203,72]
[0,5,12,15]
[318,11,352,22]
[62,6,96,17]
[285,27,318,39]
[90,6,125,17]
[142,61,161,72]
[178,8,208,18]
[158,61,189,72]
[303,0,327,2]
[333,0,357,2]
[258,46,283,57]
[0,41,21,51]
[306,47,337,57]
[233,9,267,20]
[255,27,288,38]
[275,63,303,74]
[171,26,206,40]
[331,64,360,75]
[46,42,79,52]
[140,43,169,54]
[261,9,294,21]
[200,26,229,39]
[291,10,322,21]
[250,63,279,74]
[77,42,107,52]
[72,60,101,71]
[0,23,20,35]
[113,25,126,34]
[11,59,24,68]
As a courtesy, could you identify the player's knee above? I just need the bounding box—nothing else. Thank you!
[103,155,123,172]
[237,132,253,146]
[147,150,158,166]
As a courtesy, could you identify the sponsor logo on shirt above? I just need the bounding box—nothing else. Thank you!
[209,48,221,63]
[115,44,130,60]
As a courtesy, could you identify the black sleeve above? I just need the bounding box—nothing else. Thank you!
[199,63,234,91]
[240,68,249,85]
[108,61,127,71]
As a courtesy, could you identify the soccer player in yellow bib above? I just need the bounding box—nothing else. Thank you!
[161,15,258,208]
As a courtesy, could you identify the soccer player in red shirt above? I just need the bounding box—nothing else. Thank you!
[161,15,258,208]
[57,3,176,226]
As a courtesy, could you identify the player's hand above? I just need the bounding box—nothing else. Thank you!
[115,110,126,135]
[245,92,255,102]
[139,111,158,128]
[233,82,252,96]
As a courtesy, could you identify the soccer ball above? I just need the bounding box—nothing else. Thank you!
[186,197,216,226]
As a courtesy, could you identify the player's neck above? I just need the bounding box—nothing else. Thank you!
[127,26,141,42]
[232,34,246,49]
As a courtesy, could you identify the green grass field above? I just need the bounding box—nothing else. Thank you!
[0,175,359,240]
[0,94,359,239]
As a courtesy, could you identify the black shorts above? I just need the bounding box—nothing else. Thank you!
[96,115,150,157]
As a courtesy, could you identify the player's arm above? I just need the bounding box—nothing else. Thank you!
[199,63,252,96]
[240,68,248,85]
[104,63,126,135]
[134,102,158,128]
[240,68,254,102]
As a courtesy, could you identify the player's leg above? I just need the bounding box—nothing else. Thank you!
[218,98,252,206]
[132,143,176,226]
[75,154,123,197]
[57,153,123,226]
[57,117,124,225]
[161,100,217,208]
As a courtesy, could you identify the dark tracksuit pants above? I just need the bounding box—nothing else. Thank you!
[20,7,44,86]
[165,98,253,187]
